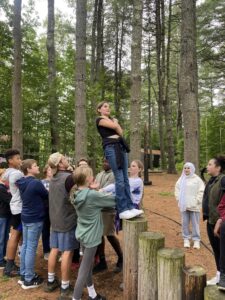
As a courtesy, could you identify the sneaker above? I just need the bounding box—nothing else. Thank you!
[93,261,108,274]
[18,275,25,285]
[184,239,190,248]
[207,271,220,285]
[44,252,50,261]
[193,241,200,249]
[119,283,124,291]
[119,210,136,219]
[113,259,123,273]
[130,208,144,217]
[88,294,106,300]
[44,277,60,292]
[0,259,6,269]
[3,263,20,277]
[57,285,74,300]
[22,275,44,289]
[218,273,225,291]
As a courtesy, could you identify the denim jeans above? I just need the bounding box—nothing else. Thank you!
[0,217,11,263]
[181,211,200,241]
[104,144,134,213]
[20,221,43,282]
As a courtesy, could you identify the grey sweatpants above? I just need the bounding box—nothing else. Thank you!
[73,246,97,299]
[181,211,200,241]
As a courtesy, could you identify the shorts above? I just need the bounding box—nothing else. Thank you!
[10,214,23,232]
[102,210,116,236]
[50,227,79,252]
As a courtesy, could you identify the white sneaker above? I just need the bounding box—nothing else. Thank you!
[193,241,200,249]
[207,271,220,285]
[119,210,136,219]
[44,252,50,261]
[184,239,190,248]
[130,208,144,217]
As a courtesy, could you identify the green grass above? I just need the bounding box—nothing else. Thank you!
[158,192,174,197]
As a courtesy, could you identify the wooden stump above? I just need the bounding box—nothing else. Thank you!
[138,232,165,300]
[182,265,206,300]
[123,217,148,300]
[157,248,185,300]
[204,286,225,300]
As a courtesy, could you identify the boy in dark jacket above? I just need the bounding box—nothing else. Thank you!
[16,159,48,289]
[0,168,11,268]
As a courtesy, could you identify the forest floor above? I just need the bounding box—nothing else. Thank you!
[0,173,217,300]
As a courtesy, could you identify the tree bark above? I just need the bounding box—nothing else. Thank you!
[130,0,143,162]
[182,265,206,300]
[138,232,165,300]
[123,218,148,300]
[165,0,176,173]
[179,0,200,171]
[75,0,87,162]
[12,0,23,155]
[157,248,185,300]
[47,0,59,153]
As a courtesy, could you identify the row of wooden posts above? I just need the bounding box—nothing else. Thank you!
[122,218,225,300]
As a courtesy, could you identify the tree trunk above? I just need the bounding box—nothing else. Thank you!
[157,248,185,300]
[179,0,200,171]
[165,0,176,174]
[138,232,165,300]
[114,3,120,119]
[147,39,153,169]
[47,0,59,153]
[182,266,206,300]
[130,0,143,162]
[204,286,225,300]
[123,218,148,300]
[75,0,87,162]
[12,0,23,155]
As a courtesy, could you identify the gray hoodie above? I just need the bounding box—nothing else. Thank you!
[3,168,23,215]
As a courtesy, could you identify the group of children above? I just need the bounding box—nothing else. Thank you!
[0,147,145,300]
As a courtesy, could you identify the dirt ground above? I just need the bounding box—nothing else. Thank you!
[0,173,217,300]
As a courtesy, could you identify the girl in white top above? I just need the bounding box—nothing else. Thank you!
[102,160,144,209]
[175,162,205,249]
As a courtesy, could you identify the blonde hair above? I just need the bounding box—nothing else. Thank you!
[132,160,144,177]
[21,159,37,175]
[73,166,93,187]
[96,101,108,114]
[0,168,6,178]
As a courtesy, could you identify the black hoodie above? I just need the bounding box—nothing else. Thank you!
[0,183,11,218]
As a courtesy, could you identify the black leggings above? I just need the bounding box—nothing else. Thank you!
[220,221,225,273]
[207,222,220,271]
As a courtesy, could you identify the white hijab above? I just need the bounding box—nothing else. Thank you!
[179,162,196,212]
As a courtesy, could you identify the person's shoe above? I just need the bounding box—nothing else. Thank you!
[119,283,124,291]
[44,252,50,261]
[184,239,190,248]
[119,210,136,219]
[18,275,25,285]
[3,263,20,277]
[218,273,225,291]
[0,259,6,269]
[22,275,44,289]
[113,259,123,273]
[88,294,106,300]
[43,277,60,292]
[57,285,74,300]
[193,241,200,249]
[130,208,144,217]
[207,271,220,285]
[93,261,108,274]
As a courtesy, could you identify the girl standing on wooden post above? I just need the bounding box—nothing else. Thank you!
[96,101,143,220]
[203,156,225,285]
[175,162,205,249]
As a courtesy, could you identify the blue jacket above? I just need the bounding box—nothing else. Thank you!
[16,176,48,223]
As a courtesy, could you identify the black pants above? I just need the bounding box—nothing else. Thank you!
[42,213,50,254]
[207,222,220,271]
[220,221,225,273]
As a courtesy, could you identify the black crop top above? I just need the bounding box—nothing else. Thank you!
[96,117,118,139]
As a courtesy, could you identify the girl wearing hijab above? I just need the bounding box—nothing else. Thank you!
[175,162,205,249]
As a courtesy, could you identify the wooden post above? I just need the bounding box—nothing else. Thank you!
[183,265,206,300]
[138,232,165,300]
[204,286,225,300]
[158,248,185,300]
[123,217,148,300]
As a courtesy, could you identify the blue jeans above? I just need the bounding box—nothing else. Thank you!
[181,211,200,241]
[0,217,11,263]
[20,222,43,282]
[104,144,134,213]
